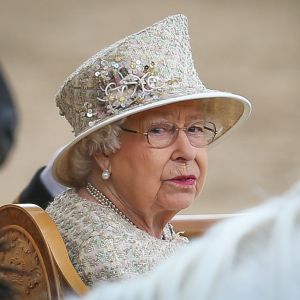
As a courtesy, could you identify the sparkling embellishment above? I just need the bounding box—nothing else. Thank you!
[115,56,122,62]
[93,57,173,114]
[86,182,136,227]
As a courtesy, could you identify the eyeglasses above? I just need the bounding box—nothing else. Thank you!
[121,120,217,149]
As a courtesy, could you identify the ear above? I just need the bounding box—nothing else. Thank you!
[93,152,110,172]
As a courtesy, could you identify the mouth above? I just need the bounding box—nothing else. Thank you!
[167,175,197,186]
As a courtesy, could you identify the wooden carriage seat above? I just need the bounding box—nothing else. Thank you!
[171,213,235,238]
[0,203,231,299]
[0,204,88,300]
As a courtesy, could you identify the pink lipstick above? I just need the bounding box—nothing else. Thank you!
[168,175,196,186]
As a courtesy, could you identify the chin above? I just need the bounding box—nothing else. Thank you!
[165,194,195,211]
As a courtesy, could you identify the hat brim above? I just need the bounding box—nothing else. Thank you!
[52,90,251,187]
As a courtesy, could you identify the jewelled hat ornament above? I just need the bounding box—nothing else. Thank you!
[53,14,251,185]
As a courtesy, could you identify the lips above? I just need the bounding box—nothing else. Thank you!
[168,175,196,186]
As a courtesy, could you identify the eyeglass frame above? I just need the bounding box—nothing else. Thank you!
[120,120,218,149]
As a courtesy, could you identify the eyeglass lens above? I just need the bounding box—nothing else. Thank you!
[146,121,216,148]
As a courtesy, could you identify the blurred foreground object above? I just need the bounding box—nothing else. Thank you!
[0,240,16,300]
[0,204,88,299]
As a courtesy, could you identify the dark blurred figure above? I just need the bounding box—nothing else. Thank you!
[16,148,67,209]
[0,66,18,167]
[0,66,18,300]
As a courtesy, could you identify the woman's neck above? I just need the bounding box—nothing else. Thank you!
[79,183,175,239]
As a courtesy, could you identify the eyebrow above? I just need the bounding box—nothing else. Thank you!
[139,114,204,130]
[144,111,202,121]
[134,105,204,129]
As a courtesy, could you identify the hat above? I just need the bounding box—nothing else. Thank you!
[52,14,251,186]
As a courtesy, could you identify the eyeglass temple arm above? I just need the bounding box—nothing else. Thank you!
[121,127,148,136]
[204,124,218,134]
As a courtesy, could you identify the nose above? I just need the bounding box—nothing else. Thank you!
[170,129,198,162]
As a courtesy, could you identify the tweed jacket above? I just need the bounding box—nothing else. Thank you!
[46,189,188,286]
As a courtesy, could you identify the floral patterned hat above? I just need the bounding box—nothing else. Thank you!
[52,14,251,186]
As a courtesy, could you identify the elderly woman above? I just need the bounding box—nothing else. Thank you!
[46,14,251,285]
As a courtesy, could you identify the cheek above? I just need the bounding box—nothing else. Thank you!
[111,142,168,196]
[195,151,208,193]
[117,134,172,179]
[144,151,170,176]
[131,151,171,196]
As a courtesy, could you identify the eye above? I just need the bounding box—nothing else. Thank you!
[187,124,204,134]
[148,123,173,135]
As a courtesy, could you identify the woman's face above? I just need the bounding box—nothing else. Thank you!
[108,101,208,216]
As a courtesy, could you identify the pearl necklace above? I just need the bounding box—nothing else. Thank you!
[86,182,136,227]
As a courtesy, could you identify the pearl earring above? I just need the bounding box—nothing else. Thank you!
[101,169,111,180]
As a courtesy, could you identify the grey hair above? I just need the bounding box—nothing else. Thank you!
[68,118,126,187]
